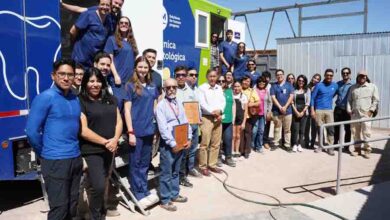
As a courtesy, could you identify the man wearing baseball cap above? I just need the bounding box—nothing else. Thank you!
[347,70,380,158]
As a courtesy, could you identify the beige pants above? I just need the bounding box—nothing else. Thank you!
[351,114,372,153]
[315,110,335,147]
[272,114,292,148]
[199,115,222,169]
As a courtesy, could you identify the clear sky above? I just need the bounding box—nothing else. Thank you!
[210,0,390,50]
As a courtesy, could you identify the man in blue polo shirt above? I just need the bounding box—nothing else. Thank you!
[219,29,237,75]
[26,58,82,220]
[311,69,338,155]
[270,69,294,152]
[334,67,353,151]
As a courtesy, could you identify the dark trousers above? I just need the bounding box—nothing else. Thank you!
[334,107,351,148]
[41,156,82,220]
[159,142,184,205]
[240,118,255,156]
[291,115,308,147]
[84,152,112,220]
[129,135,153,200]
[180,124,199,178]
[222,123,233,158]
[305,115,317,148]
[263,120,271,144]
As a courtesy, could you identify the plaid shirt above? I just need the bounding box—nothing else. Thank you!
[210,44,219,69]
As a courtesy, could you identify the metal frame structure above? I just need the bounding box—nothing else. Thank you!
[319,116,390,195]
[233,0,368,53]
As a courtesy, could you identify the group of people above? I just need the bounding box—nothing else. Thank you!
[25,0,380,219]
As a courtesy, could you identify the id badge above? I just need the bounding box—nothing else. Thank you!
[283,89,286,94]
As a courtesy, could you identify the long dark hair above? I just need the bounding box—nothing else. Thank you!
[79,67,114,104]
[130,56,152,96]
[256,76,268,89]
[295,74,308,92]
[308,73,321,89]
[115,16,139,56]
[236,42,246,58]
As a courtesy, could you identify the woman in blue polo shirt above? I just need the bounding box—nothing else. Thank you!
[70,0,113,68]
[232,42,250,81]
[104,16,138,110]
[244,59,261,87]
[124,56,160,208]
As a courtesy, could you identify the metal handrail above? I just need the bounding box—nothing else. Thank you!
[319,115,390,194]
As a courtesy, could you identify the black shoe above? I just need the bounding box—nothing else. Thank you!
[244,154,249,159]
[180,177,193,188]
[225,157,236,167]
[270,146,278,151]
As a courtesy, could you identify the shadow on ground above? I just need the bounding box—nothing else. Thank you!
[0,180,42,214]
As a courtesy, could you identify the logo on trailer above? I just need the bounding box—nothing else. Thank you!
[234,32,241,40]
[162,6,168,30]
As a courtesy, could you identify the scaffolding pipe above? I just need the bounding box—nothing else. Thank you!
[232,0,360,16]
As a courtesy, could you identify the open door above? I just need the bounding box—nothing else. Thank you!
[211,13,226,43]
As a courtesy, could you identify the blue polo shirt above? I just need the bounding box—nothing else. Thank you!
[310,81,338,110]
[335,80,353,110]
[219,41,237,73]
[233,55,250,80]
[88,6,118,32]
[125,82,159,137]
[71,10,113,68]
[151,70,162,94]
[26,85,81,159]
[245,70,262,87]
[270,81,294,115]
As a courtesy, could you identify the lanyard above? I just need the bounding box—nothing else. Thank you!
[165,99,180,124]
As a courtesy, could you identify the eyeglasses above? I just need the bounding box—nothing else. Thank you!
[165,86,177,90]
[175,73,187,78]
[189,73,198,77]
[119,21,129,25]
[218,80,226,83]
[325,74,334,77]
[56,72,75,79]
[342,72,350,75]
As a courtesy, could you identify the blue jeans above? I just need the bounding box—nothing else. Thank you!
[159,142,184,205]
[252,116,265,150]
[222,123,233,158]
[128,135,153,200]
[180,125,199,177]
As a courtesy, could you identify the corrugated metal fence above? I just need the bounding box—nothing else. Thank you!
[277,32,390,128]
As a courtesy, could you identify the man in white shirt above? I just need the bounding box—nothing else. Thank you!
[197,69,226,176]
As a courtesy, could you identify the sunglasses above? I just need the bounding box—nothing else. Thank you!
[218,80,226,83]
[165,86,177,90]
[325,74,334,77]
[342,72,350,75]
[119,21,129,25]
[189,73,198,77]
[175,74,187,78]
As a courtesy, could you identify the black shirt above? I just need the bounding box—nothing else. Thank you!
[79,96,117,155]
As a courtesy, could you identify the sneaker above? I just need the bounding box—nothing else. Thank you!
[160,202,177,212]
[179,177,193,188]
[314,148,321,153]
[292,145,298,152]
[225,158,236,167]
[258,148,264,154]
[217,158,223,167]
[297,145,303,152]
[362,149,371,159]
[172,195,188,203]
[327,148,335,156]
[270,146,278,151]
[285,147,292,153]
[188,169,202,178]
[106,208,120,217]
[146,193,159,204]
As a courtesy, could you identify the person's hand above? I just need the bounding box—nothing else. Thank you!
[280,106,287,114]
[184,141,191,149]
[212,110,221,116]
[300,112,305,118]
[266,112,272,121]
[105,138,118,152]
[114,76,121,85]
[241,123,245,130]
[128,134,136,146]
[172,145,181,153]
[311,109,316,119]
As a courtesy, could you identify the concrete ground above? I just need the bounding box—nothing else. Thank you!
[1,128,389,220]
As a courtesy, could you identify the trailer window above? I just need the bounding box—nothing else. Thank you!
[195,10,209,48]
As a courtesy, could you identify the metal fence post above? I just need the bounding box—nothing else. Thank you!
[336,124,345,195]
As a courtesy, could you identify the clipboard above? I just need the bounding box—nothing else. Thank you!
[174,123,188,150]
[183,101,201,124]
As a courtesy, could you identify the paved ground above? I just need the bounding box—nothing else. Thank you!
[1,128,389,220]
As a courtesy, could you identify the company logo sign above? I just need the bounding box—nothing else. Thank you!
[234,32,241,40]
[162,6,168,30]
